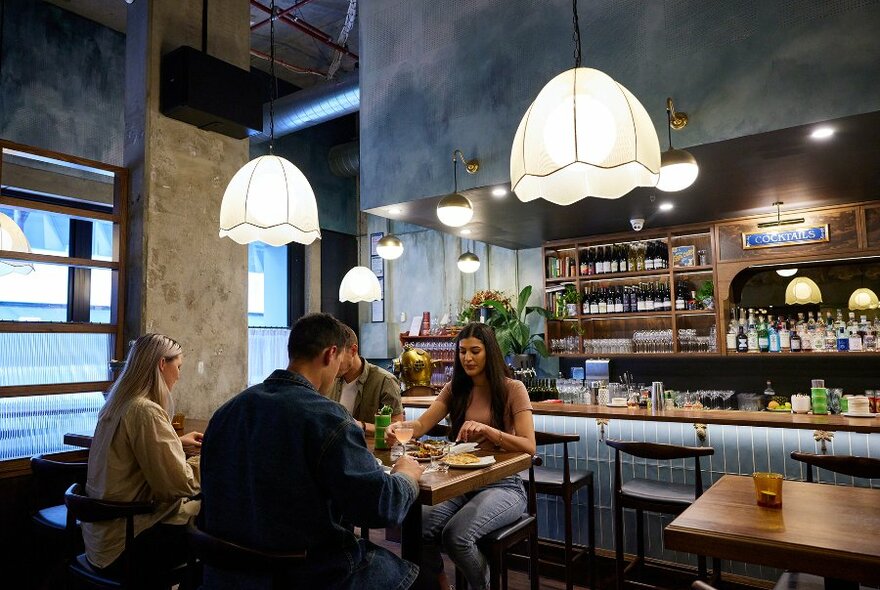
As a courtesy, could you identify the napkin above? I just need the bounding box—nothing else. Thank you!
[448,442,479,455]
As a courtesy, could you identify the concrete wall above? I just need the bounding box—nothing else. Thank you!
[359,0,880,210]
[0,0,124,164]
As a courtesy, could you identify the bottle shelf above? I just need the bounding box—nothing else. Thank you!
[576,269,672,281]
[671,265,714,274]
[545,276,580,283]
[552,352,724,358]
[579,311,673,321]
[723,351,879,357]
[675,310,717,316]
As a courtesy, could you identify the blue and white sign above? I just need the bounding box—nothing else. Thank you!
[742,225,829,249]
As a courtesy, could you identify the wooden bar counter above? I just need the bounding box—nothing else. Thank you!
[402,396,880,433]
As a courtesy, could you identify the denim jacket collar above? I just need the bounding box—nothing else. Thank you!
[264,369,316,391]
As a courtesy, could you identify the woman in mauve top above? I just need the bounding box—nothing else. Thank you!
[387,322,536,589]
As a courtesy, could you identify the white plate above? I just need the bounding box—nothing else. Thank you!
[443,455,496,469]
[606,403,627,408]
[843,412,876,418]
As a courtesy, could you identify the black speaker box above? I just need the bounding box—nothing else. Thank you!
[160,46,263,139]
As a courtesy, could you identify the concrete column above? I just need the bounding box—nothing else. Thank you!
[123,0,250,419]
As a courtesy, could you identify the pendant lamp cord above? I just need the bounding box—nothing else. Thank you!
[666,105,674,149]
[453,154,459,193]
[268,0,277,154]
[572,0,582,68]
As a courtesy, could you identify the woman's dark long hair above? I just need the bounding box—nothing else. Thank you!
[447,323,512,440]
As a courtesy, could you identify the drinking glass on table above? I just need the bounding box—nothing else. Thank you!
[392,425,414,461]
[430,441,452,474]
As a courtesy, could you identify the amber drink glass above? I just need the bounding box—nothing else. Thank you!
[753,472,783,508]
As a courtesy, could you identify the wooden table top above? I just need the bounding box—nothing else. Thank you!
[665,475,880,584]
[373,447,532,506]
[401,397,880,433]
[64,418,210,449]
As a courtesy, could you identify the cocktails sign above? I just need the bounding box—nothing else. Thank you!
[742,225,829,250]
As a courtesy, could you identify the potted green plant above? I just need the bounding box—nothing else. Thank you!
[561,284,581,317]
[481,285,552,367]
[696,280,714,310]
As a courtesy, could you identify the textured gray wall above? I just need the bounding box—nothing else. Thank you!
[360,0,880,209]
[0,0,124,164]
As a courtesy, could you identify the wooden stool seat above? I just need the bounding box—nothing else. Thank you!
[34,504,70,531]
[621,479,696,507]
[524,465,594,492]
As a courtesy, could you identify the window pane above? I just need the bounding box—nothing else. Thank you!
[89,268,113,323]
[0,392,104,461]
[0,206,70,256]
[248,327,290,386]
[0,332,112,386]
[2,147,115,210]
[91,220,114,261]
[0,262,69,321]
[248,242,288,327]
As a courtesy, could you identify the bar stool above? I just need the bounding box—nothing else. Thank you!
[606,439,719,590]
[187,516,307,589]
[790,452,880,482]
[64,483,189,589]
[520,431,595,590]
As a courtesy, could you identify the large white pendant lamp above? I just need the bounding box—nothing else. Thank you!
[339,266,382,302]
[0,212,35,276]
[376,234,404,260]
[849,288,879,310]
[784,277,823,305]
[437,150,479,227]
[510,1,659,205]
[218,0,320,246]
[656,98,699,192]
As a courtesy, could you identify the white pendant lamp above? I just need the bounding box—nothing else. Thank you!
[339,266,382,302]
[457,251,480,273]
[510,1,659,205]
[849,288,879,310]
[656,98,699,192]
[437,150,479,227]
[218,0,320,246]
[0,212,35,276]
[784,277,823,305]
[376,234,404,260]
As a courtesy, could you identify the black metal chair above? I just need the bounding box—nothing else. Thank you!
[521,431,596,590]
[606,439,720,590]
[187,517,307,589]
[790,451,880,482]
[31,454,88,537]
[64,483,188,589]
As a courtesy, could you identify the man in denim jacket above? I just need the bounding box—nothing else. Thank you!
[200,313,424,589]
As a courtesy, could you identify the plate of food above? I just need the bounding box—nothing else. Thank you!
[406,442,448,462]
[442,453,496,469]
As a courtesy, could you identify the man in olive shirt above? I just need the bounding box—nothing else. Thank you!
[330,325,405,435]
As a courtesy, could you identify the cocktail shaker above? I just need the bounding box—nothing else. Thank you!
[651,381,664,412]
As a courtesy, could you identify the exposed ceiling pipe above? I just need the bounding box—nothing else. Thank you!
[250,0,318,31]
[250,48,327,78]
[328,141,359,177]
[249,0,359,61]
[251,71,359,142]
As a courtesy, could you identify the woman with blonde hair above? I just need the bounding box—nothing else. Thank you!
[83,333,202,581]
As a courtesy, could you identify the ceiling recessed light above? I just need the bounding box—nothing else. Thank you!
[491,187,508,197]
[387,207,403,215]
[810,126,834,140]
[460,228,472,235]
[659,202,674,211]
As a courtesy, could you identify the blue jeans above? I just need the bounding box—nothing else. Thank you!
[422,475,527,589]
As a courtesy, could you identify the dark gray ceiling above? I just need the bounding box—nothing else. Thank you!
[43,0,358,89]
[365,111,880,250]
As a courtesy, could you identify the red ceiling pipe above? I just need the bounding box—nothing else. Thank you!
[250,0,317,31]
[250,48,327,77]
[249,0,359,61]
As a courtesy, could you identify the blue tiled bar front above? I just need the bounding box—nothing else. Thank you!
[403,402,880,582]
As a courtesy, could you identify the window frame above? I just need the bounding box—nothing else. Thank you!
[0,139,127,399]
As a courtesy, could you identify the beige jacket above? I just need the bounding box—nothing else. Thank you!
[82,397,200,568]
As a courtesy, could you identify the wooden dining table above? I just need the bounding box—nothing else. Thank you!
[373,446,533,564]
[664,474,880,587]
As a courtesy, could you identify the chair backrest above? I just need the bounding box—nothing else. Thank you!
[30,454,87,510]
[692,581,719,590]
[187,518,307,574]
[605,439,715,497]
[790,451,880,482]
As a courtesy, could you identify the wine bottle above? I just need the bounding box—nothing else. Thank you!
[614,286,624,313]
[610,245,619,274]
[736,324,749,352]
[619,244,628,272]
[645,242,655,271]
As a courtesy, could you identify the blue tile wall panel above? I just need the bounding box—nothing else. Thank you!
[405,407,880,581]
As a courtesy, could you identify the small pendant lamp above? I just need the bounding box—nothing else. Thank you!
[339,266,382,302]
[849,288,879,310]
[784,277,823,305]
[457,251,480,273]
[0,212,35,276]
[376,234,404,260]
[218,0,320,246]
[437,150,479,228]
[656,97,699,192]
[510,0,659,205]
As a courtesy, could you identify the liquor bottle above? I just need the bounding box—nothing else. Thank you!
[603,246,612,274]
[586,248,594,275]
[675,282,685,311]
[825,321,837,351]
[652,241,663,270]
[589,289,599,315]
[614,286,624,313]
[644,283,655,311]
[580,253,588,276]
[663,283,671,310]
[796,313,806,332]
[813,313,826,351]
[757,316,770,353]
[800,321,813,351]
[727,320,738,351]
[768,322,780,353]
[836,320,849,352]
[864,316,877,351]
[582,288,590,315]
[848,312,863,351]
[619,244,629,272]
[688,290,697,311]
[747,321,759,352]
[628,244,637,273]
[645,242,655,271]
[736,323,749,352]
[610,245,619,274]
[598,289,608,314]
[779,317,791,351]
[636,243,646,272]
[790,328,802,352]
